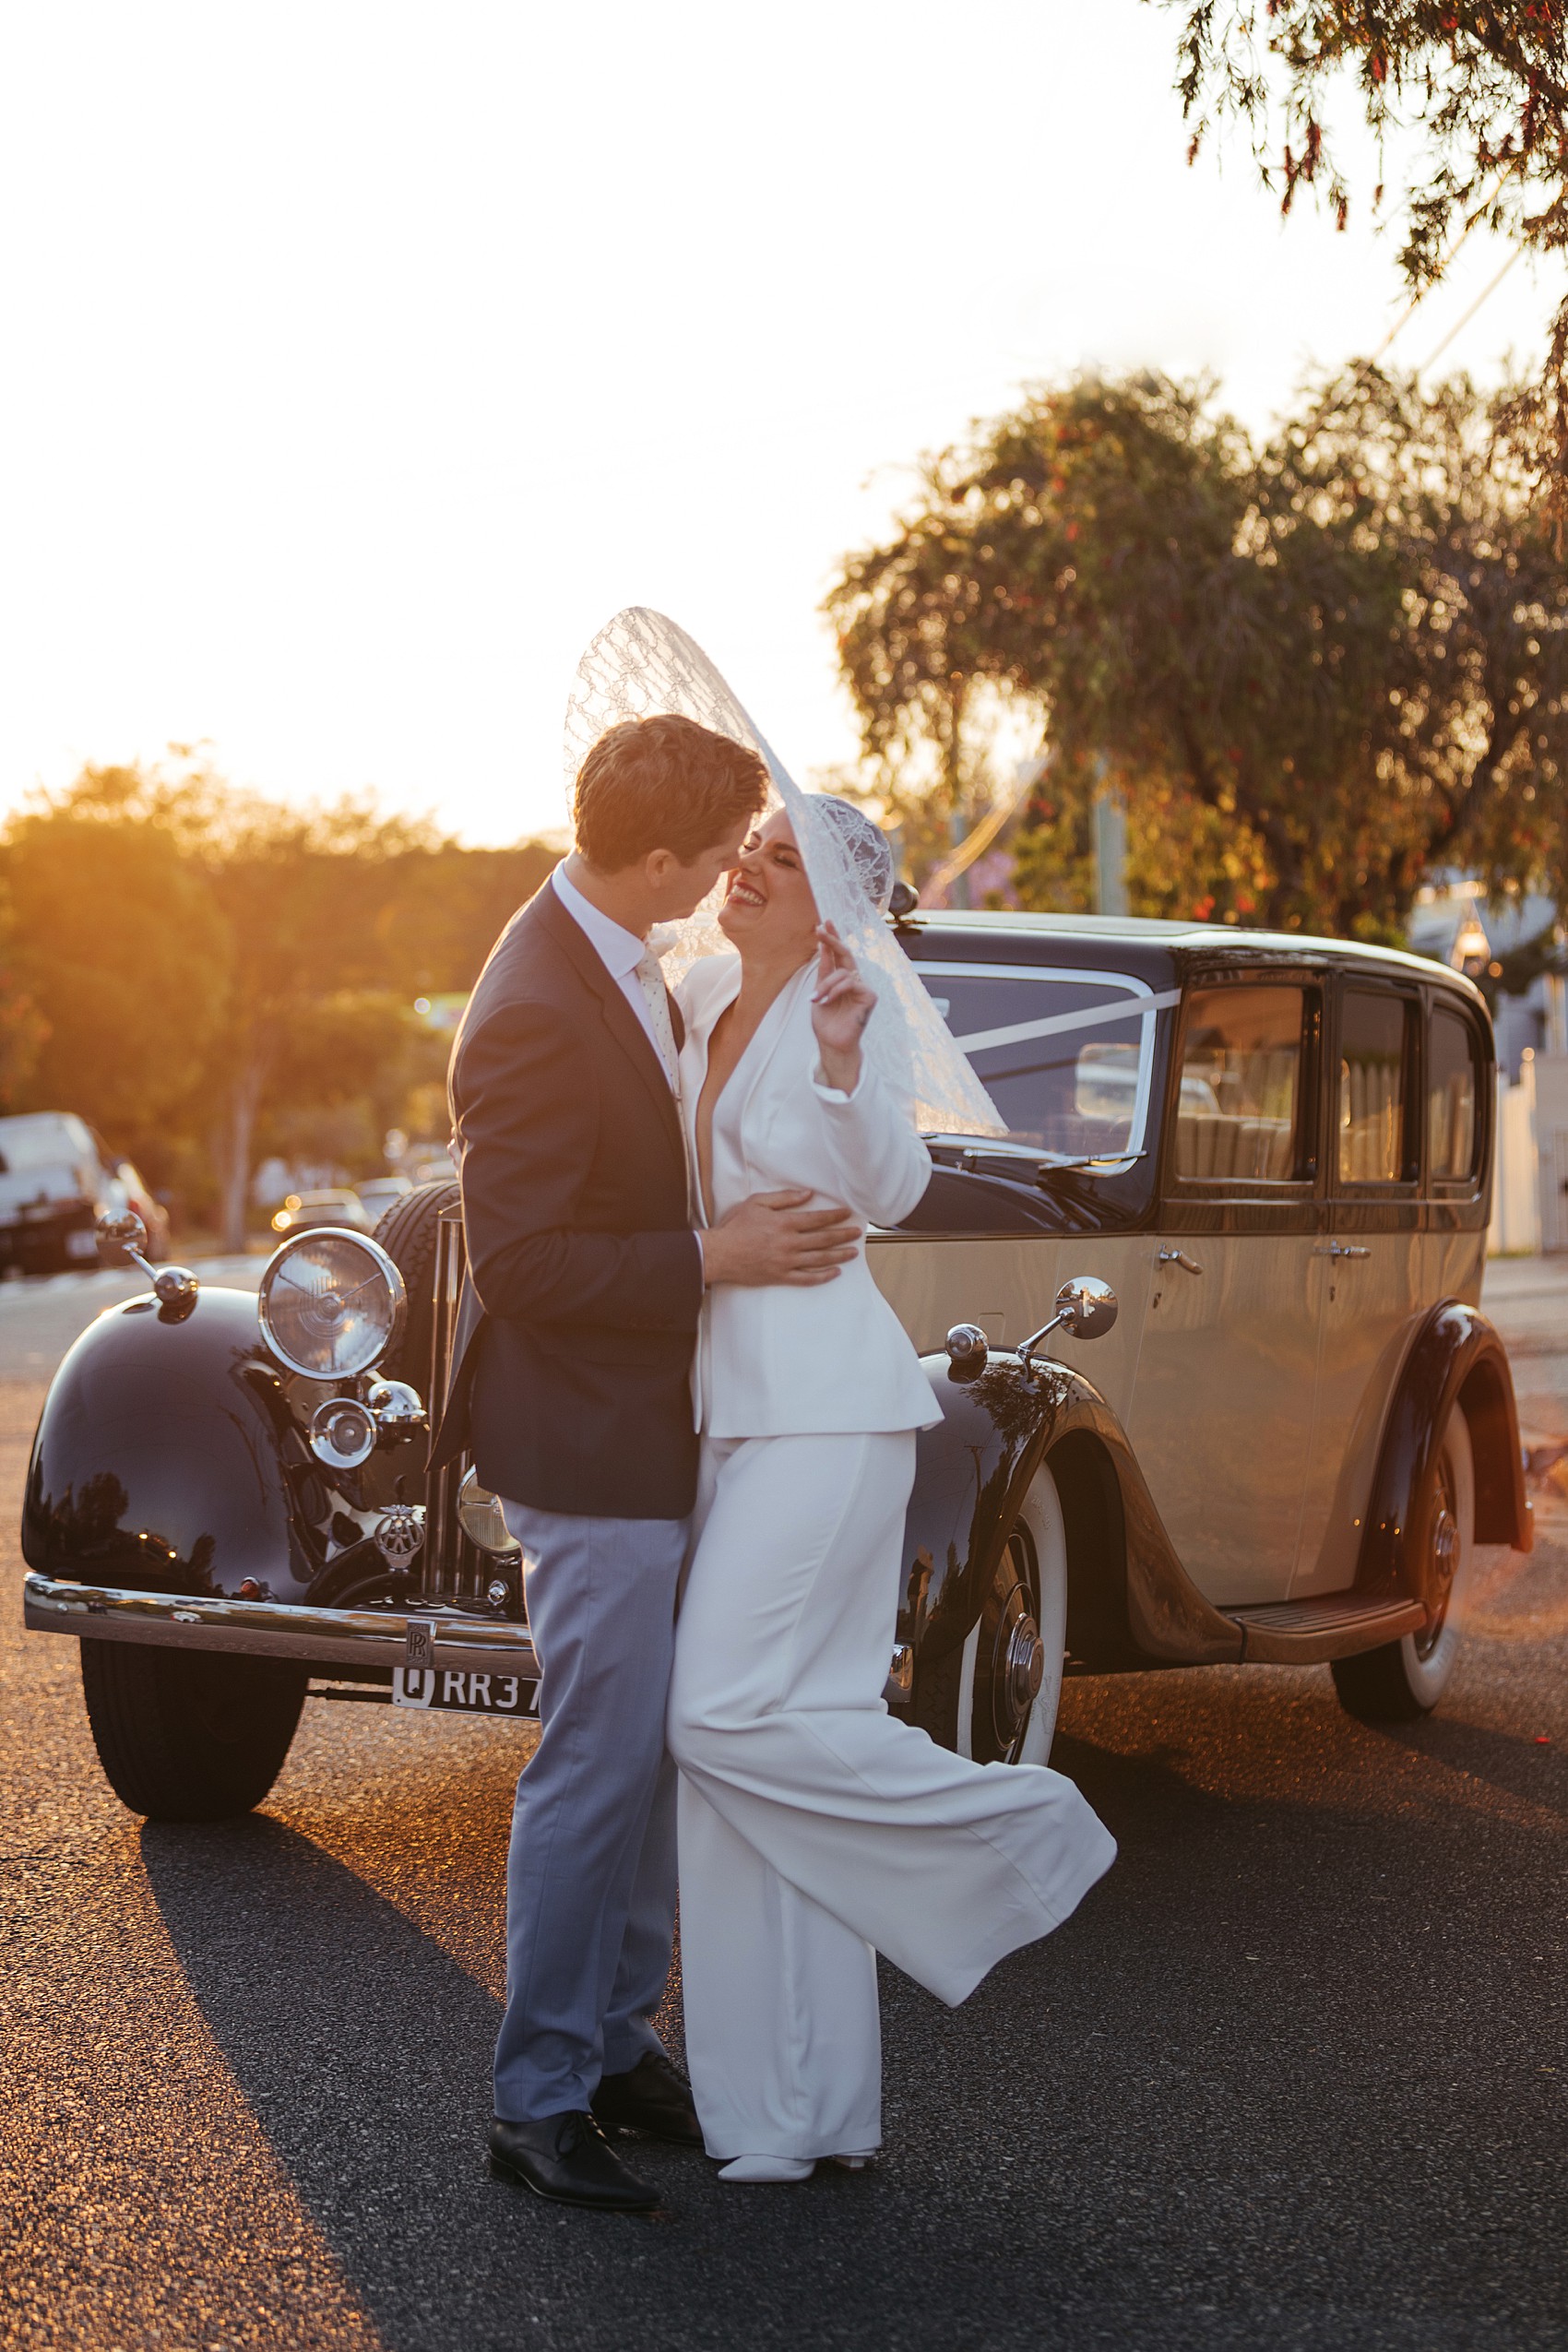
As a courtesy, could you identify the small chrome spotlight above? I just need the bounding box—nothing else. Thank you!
[308,1396,377,1472]
[944,1323,990,1381]
[364,1377,426,1433]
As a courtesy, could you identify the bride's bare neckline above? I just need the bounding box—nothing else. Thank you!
[694,961,808,1225]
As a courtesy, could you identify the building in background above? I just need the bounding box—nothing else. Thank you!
[1406,881,1568,1255]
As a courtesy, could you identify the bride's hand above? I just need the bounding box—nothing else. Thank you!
[811,922,876,1090]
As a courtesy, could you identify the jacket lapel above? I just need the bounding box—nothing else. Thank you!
[735,962,813,1135]
[534,885,685,1158]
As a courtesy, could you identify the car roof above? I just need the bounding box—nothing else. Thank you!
[897,909,1487,1008]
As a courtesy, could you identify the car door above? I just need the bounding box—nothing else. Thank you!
[1125,970,1326,1605]
[1422,992,1490,1313]
[1290,977,1423,1598]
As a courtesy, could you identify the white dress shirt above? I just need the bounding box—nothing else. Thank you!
[551,862,676,1087]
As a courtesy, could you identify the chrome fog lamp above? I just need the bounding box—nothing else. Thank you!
[309,1396,378,1472]
[257,1230,406,1380]
[457,1467,521,1558]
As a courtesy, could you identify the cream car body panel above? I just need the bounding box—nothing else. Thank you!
[869,1232,1155,1422]
[1127,1229,1321,1605]
[1294,1241,1421,1596]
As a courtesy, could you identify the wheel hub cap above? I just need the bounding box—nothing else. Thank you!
[1416,1503,1459,1660]
[1005,1614,1044,1716]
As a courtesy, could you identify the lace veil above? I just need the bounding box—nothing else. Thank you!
[562,607,1000,1135]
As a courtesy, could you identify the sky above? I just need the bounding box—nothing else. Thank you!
[0,0,1553,847]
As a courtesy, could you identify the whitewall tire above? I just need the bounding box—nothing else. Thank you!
[1332,1406,1475,1723]
[953,1458,1069,1766]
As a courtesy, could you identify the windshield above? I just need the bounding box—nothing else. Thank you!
[915,964,1169,1165]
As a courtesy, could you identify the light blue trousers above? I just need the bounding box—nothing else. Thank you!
[493,1502,688,2122]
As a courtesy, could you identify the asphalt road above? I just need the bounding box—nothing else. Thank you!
[3,1264,1566,2351]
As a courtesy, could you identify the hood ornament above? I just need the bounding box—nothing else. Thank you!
[374,1502,425,1568]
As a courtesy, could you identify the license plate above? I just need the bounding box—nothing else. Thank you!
[392,1666,539,1716]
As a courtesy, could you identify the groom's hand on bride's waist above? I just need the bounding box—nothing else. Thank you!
[701,1189,861,1288]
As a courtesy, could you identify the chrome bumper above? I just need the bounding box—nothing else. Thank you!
[22,1572,538,1680]
[25,1574,912,1703]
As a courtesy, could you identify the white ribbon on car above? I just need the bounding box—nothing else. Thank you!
[949,988,1182,1060]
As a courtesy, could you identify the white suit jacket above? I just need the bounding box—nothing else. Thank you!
[677,954,939,1439]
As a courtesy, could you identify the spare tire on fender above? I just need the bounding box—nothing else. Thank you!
[372,1180,461,1448]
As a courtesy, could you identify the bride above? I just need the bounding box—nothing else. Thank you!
[560,610,1115,2187]
[665,793,1117,2184]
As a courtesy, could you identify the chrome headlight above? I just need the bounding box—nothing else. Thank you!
[257,1229,406,1381]
[457,1467,521,1558]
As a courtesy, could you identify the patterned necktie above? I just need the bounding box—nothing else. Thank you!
[635,945,680,1091]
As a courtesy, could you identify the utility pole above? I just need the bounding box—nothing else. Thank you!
[948,802,971,911]
[1092,762,1128,918]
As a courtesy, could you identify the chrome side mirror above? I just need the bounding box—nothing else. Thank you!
[100,1208,148,1255]
[1053,1275,1119,1340]
[96,1210,199,1312]
[1017,1275,1118,1372]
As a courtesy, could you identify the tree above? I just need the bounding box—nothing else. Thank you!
[826,366,1568,937]
[0,754,560,1241]
[1159,3,1568,492]
[1,767,230,1152]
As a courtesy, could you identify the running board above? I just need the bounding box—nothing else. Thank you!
[1223,1592,1427,1666]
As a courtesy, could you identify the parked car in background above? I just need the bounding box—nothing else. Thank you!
[269,1187,374,1237]
[408,1147,457,1187]
[354,1175,413,1222]
[0,1112,169,1276]
[20,910,1531,1827]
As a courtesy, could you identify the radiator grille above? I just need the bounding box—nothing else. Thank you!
[418,1203,487,1603]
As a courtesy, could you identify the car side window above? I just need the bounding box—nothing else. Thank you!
[1338,989,1413,1184]
[1428,1004,1480,1182]
[1175,986,1306,1182]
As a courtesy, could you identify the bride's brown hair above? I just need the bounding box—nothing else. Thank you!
[574,714,767,872]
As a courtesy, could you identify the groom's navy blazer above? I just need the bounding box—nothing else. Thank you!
[430,878,704,1519]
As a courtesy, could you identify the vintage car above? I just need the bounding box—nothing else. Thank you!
[20,912,1530,1821]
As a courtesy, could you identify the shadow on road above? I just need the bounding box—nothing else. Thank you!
[1372,1711,1567,1817]
[138,1695,1568,2352]
[140,1817,513,2264]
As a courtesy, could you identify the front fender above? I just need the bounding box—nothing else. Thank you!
[20,1288,397,1603]
[1358,1301,1531,1601]
[900,1349,1242,1700]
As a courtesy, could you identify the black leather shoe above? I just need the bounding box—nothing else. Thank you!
[488,2111,660,2212]
[591,2051,704,2146]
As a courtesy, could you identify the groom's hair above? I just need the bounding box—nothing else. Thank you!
[574,715,768,872]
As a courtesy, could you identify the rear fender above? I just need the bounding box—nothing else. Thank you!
[1357,1301,1531,1603]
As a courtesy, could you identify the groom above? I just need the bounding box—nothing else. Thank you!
[433,713,861,2212]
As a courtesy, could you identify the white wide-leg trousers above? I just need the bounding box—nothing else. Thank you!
[668,1431,1117,2162]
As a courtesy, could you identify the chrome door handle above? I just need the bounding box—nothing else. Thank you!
[1313,1241,1372,1260]
[1157,1249,1204,1276]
